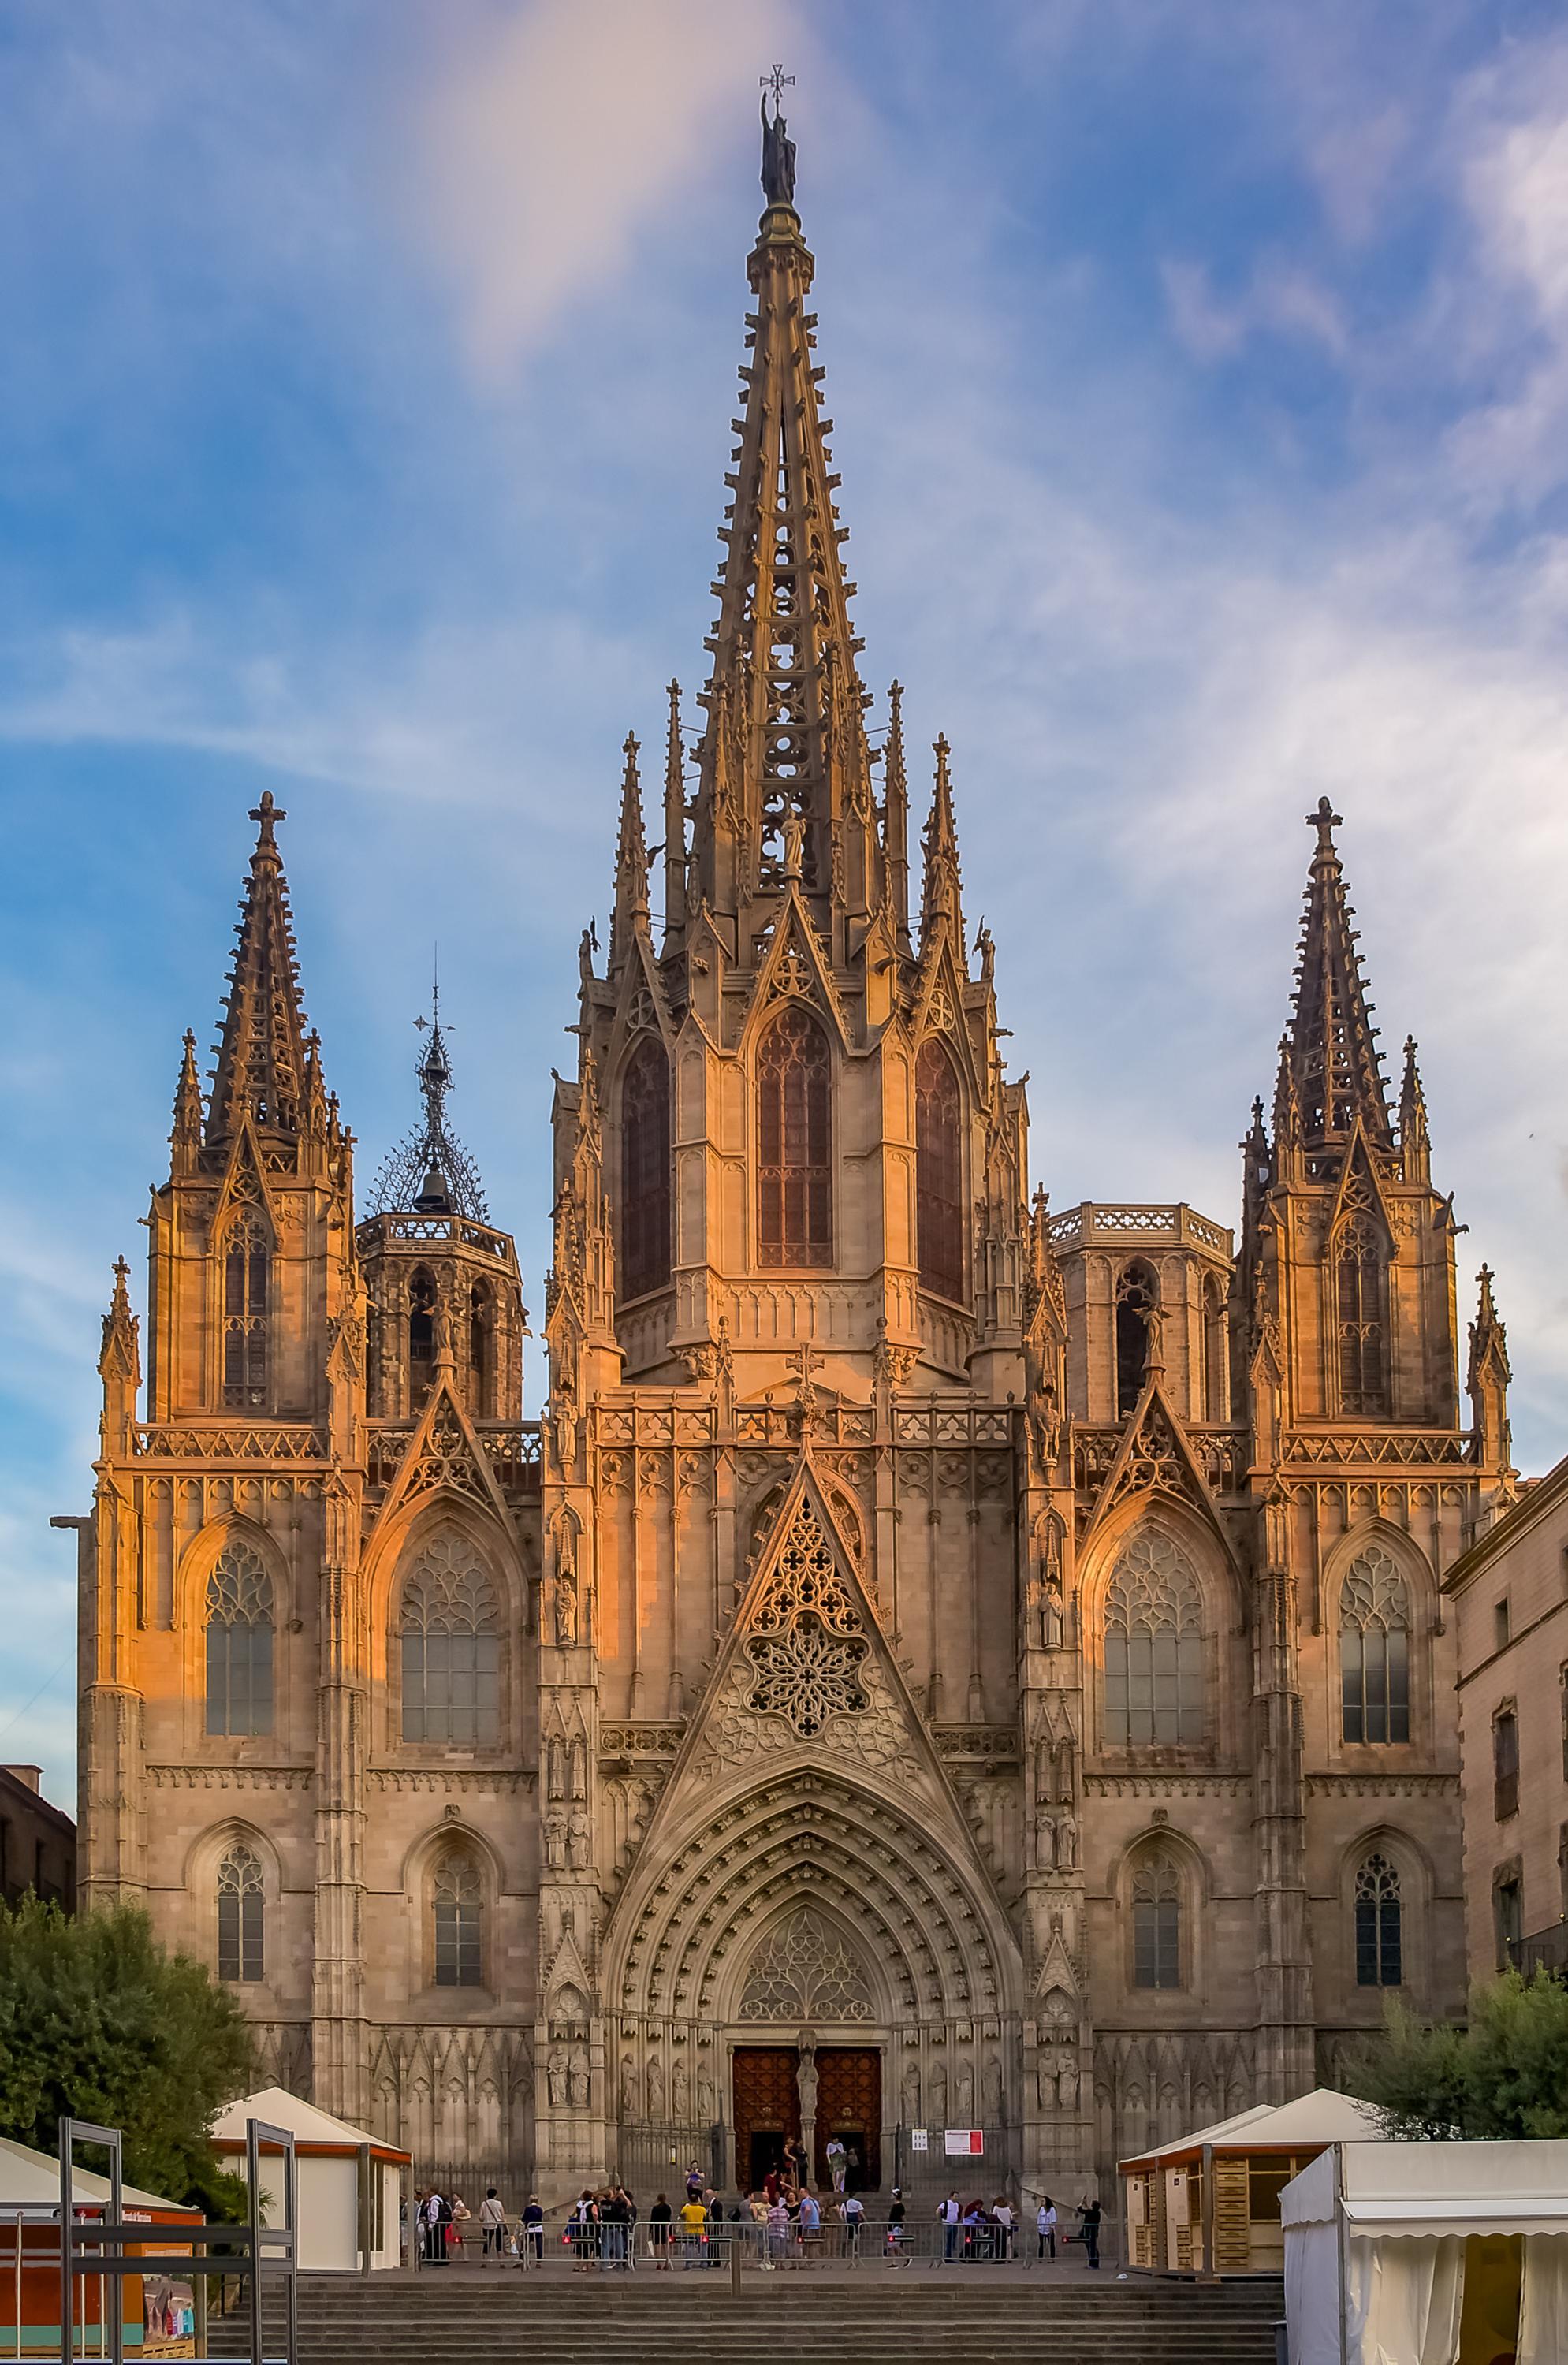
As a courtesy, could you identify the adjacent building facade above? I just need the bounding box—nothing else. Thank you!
[1443,1426,1567,1985]
[72,123,1511,2203]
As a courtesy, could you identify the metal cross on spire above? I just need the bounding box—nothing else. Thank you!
[368,957,490,1222]
[761,62,794,108]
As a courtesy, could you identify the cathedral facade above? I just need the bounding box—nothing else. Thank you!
[73,130,1514,2207]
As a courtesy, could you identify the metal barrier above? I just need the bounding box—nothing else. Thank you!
[55,2117,297,2365]
[468,2211,1063,2274]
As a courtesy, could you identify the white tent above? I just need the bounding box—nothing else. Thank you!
[0,2134,188,2215]
[1119,2087,1382,2274]
[210,2086,411,2273]
[1282,2139,1568,2365]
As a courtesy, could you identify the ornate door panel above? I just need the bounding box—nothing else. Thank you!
[816,2046,881,2191]
[732,2047,800,2195]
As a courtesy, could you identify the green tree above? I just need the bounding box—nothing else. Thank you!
[1347,1969,1568,2140]
[0,1896,256,2212]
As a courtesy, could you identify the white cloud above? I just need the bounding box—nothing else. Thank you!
[1160,255,1346,363]
[408,0,789,377]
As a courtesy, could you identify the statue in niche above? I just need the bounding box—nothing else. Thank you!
[1054,1810,1077,1871]
[552,1376,578,1477]
[984,2057,1003,2124]
[568,2050,590,2110]
[567,1807,591,1869]
[553,1573,578,1648]
[956,2062,974,2121]
[544,1814,566,1870]
[672,2058,690,2120]
[620,2057,637,2120]
[929,2063,948,2128]
[901,2062,920,2127]
[796,2034,819,2126]
[698,2069,714,2121]
[570,1740,587,1800]
[546,2047,568,2110]
[646,2056,665,2117]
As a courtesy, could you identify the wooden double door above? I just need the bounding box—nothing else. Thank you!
[732,2045,882,2195]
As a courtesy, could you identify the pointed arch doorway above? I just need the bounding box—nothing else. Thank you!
[728,1905,884,2193]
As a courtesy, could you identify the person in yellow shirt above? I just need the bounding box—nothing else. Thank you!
[679,2194,709,2269]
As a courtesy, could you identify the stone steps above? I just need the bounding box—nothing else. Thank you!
[225,2270,1286,2365]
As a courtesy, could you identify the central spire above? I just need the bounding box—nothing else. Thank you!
[687,99,877,951]
[1283,798,1391,1151]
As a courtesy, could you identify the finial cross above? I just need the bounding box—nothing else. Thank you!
[762,62,794,110]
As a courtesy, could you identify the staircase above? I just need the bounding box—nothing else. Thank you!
[239,2268,1287,2364]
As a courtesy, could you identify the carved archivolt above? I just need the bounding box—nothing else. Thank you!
[609,1771,1006,2026]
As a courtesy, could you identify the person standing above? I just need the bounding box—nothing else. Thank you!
[885,2188,907,2266]
[706,2186,724,2268]
[992,2196,1014,2260]
[447,2192,471,2263]
[937,2191,960,2263]
[1037,2196,1057,2261]
[840,2189,865,2262]
[826,2136,847,2196]
[798,2184,821,2266]
[520,2196,544,2267]
[679,2189,708,2269]
[479,2188,505,2264]
[649,2193,672,2270]
[1078,2195,1101,2270]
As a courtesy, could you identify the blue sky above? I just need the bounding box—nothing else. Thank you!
[5,0,1568,1810]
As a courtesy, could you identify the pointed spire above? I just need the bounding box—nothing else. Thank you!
[368,977,490,1222]
[882,680,911,952]
[662,681,688,948]
[1399,1034,1430,1183]
[609,731,650,970]
[1272,1035,1301,1155]
[99,1256,140,1384]
[919,734,965,946]
[171,1028,203,1171]
[1468,1264,1513,1471]
[691,119,873,932]
[207,792,311,1146]
[1283,799,1391,1150]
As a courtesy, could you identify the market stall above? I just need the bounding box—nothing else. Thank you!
[1120,2088,1381,2276]
[0,2132,200,2356]
[1281,2137,1568,2365]
[210,2089,409,2274]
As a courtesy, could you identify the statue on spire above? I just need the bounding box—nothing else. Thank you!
[760,67,796,207]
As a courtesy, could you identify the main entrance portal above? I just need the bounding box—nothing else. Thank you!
[731,2043,883,2196]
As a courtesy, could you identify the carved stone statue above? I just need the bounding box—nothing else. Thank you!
[553,1574,578,1648]
[646,2055,665,2117]
[567,1807,591,1869]
[761,93,796,207]
[544,1813,566,1870]
[795,2035,819,2124]
[547,2046,568,2109]
[620,2056,636,2120]
[672,2057,690,2119]
[568,2049,590,2109]
[956,2061,974,2121]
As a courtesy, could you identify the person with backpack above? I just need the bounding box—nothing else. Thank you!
[937,2191,960,2263]
[479,2187,506,2264]
[520,2195,544,2267]
[840,2188,865,2260]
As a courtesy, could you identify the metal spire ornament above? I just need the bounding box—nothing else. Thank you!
[368,966,490,1221]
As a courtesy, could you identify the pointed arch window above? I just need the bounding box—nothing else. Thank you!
[217,1843,264,1983]
[1335,1214,1388,1416]
[432,1849,482,1987]
[1115,1262,1157,1419]
[914,1037,964,1303]
[1131,1849,1183,1989]
[408,1268,436,1405]
[757,1007,832,1269]
[1354,1853,1402,1987]
[1202,1274,1228,1423]
[205,1541,274,1737]
[620,1035,672,1299]
[468,1281,491,1414]
[399,1534,500,1749]
[1339,1546,1410,1744]
[1104,1529,1205,1749]
[222,1216,270,1408]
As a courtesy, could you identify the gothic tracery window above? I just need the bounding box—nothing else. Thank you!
[432,1848,482,1987]
[1103,1529,1205,1749]
[1335,1213,1388,1416]
[620,1034,672,1300]
[756,1007,832,1269]
[745,1498,867,1737]
[1339,1545,1411,1745]
[914,1036,964,1303]
[204,1540,274,1737]
[737,1909,874,2022]
[399,1533,501,1749]
[1354,1852,1402,1987]
[1131,1849,1183,1989]
[222,1216,270,1408]
[217,1843,264,1982]
[408,1268,436,1406]
[1115,1262,1156,1418]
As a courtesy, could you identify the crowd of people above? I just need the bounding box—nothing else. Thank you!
[406,2167,1103,2270]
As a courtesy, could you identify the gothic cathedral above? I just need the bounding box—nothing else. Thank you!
[73,124,1514,2205]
